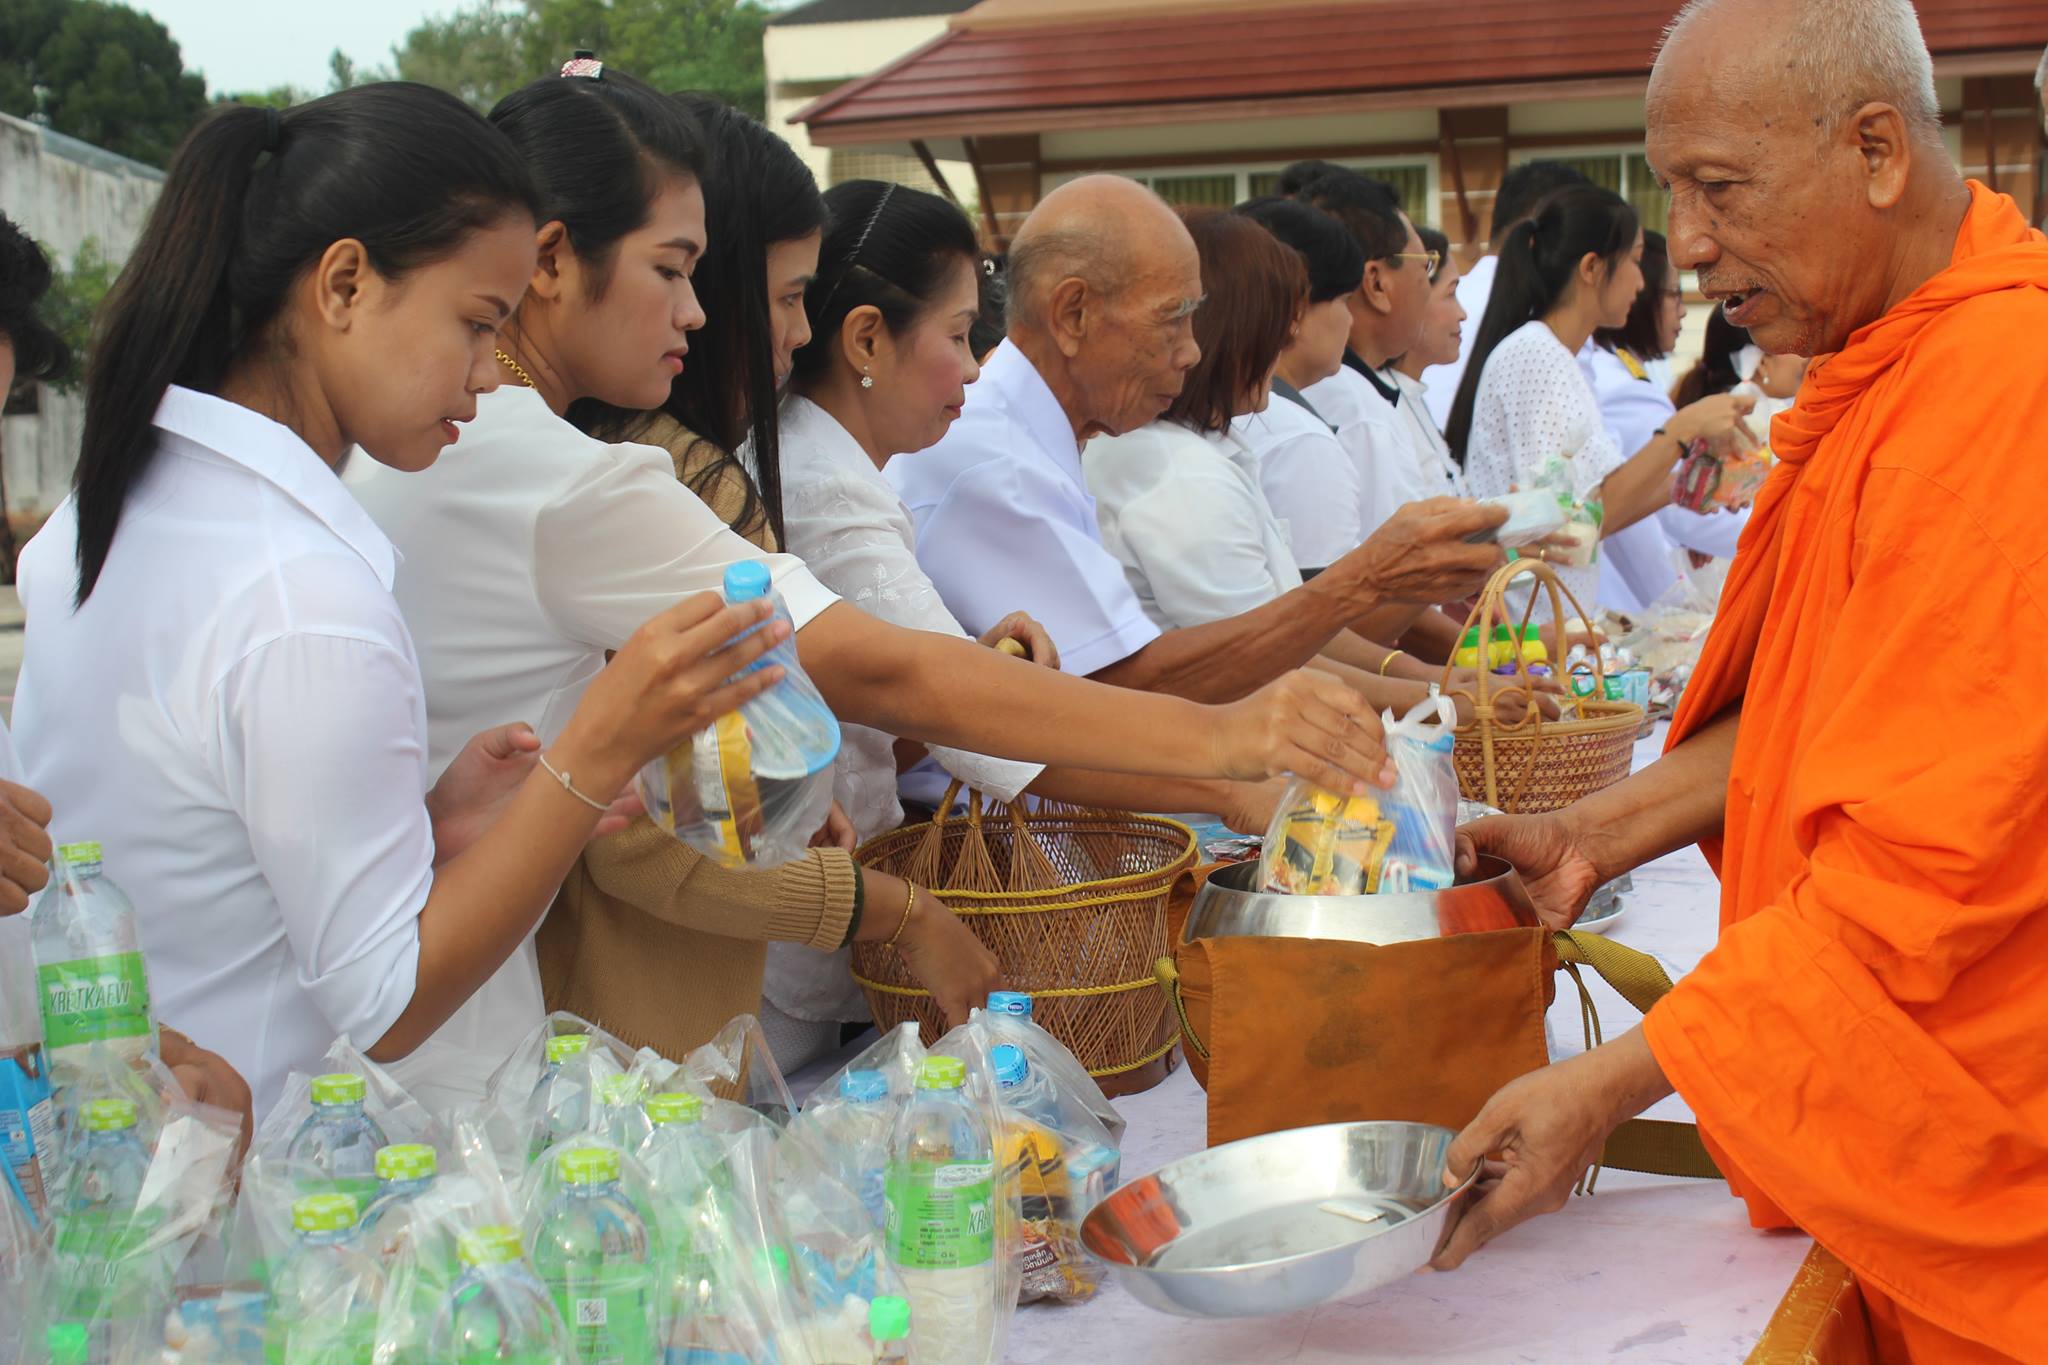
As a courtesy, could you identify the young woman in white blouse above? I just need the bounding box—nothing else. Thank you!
[1392,227,1469,499]
[1444,185,1754,614]
[11,87,789,1113]
[346,66,1394,1096]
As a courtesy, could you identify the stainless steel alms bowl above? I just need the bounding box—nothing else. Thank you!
[1081,1121,1476,1319]
[1182,854,1540,947]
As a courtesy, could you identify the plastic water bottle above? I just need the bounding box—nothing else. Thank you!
[886,1055,996,1364]
[529,1145,655,1364]
[984,992,1033,1022]
[990,1044,1060,1130]
[360,1142,457,1345]
[594,1072,651,1153]
[431,1224,568,1364]
[51,1096,155,1348]
[30,842,156,1089]
[528,1033,593,1162]
[868,1294,913,1363]
[636,561,841,869]
[286,1073,387,1207]
[267,1192,383,1365]
[805,1070,893,1232]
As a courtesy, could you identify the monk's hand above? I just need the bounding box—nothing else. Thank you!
[1324,499,1508,611]
[1456,810,1604,930]
[1432,1028,1673,1270]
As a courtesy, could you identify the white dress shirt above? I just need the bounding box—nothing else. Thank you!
[1085,418,1304,631]
[1420,253,1499,429]
[15,387,429,1114]
[1390,370,1468,499]
[345,383,838,1105]
[1303,363,1425,544]
[778,395,1041,844]
[888,340,1162,677]
[1234,388,1360,569]
[1464,321,1626,613]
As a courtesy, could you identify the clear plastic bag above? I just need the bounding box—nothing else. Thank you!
[1373,696,1461,896]
[636,561,842,869]
[1258,782,1404,897]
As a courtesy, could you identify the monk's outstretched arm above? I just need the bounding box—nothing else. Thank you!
[1568,705,1738,881]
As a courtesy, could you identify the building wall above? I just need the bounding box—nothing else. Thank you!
[0,114,162,542]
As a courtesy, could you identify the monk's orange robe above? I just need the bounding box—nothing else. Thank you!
[1648,181,2048,1363]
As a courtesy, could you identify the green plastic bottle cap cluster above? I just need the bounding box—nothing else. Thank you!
[375,1142,437,1181]
[81,1097,139,1131]
[645,1092,703,1125]
[545,1033,592,1065]
[916,1055,967,1090]
[309,1073,367,1105]
[292,1192,360,1233]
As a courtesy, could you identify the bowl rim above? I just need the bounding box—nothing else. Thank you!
[1084,1120,1480,1280]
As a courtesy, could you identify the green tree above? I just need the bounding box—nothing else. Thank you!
[37,237,117,396]
[391,0,533,113]
[0,0,208,167]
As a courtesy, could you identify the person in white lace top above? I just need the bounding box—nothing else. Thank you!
[1446,184,1756,615]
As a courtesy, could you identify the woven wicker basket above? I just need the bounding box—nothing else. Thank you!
[1445,558,1643,813]
[852,783,1196,1093]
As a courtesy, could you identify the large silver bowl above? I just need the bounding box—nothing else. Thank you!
[1081,1121,1474,1318]
[1183,854,1539,946]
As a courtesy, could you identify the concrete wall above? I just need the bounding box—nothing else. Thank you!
[0,113,162,540]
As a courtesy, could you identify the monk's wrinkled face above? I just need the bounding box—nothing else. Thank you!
[1647,37,1896,356]
[1077,234,1204,438]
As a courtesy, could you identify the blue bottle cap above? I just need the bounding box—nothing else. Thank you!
[986,991,1033,1019]
[723,560,773,603]
[991,1044,1029,1089]
[838,1069,889,1103]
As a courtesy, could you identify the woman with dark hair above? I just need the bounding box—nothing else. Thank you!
[10,87,775,1114]
[1391,224,1468,499]
[348,66,1394,1086]
[1447,184,1754,612]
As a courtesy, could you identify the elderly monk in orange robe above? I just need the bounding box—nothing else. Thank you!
[1433,0,2048,1359]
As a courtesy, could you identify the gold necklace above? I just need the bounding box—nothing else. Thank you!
[494,348,536,389]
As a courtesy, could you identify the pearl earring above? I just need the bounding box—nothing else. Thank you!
[860,368,874,390]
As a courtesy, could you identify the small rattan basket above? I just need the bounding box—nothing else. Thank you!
[1445,558,1643,813]
[852,782,1196,1095]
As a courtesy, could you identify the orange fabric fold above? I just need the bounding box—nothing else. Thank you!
[1647,183,2048,1361]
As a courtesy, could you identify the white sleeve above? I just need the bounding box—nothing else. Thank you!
[211,632,428,1052]
[784,471,1042,801]
[1658,503,1750,558]
[1355,418,1422,541]
[1259,428,1362,568]
[911,459,1160,678]
[0,721,20,785]
[532,441,838,649]
[1110,463,1292,628]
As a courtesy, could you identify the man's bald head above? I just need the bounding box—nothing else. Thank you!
[1003,175,1205,440]
[1658,0,1941,148]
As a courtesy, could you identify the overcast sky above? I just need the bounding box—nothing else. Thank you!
[133,0,444,95]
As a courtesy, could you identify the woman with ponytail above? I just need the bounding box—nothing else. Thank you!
[10,87,792,1113]
[1445,184,1754,611]
[347,65,1392,1086]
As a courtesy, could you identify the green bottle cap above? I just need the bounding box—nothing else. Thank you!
[1458,628,1480,648]
[375,1143,437,1182]
[645,1092,703,1126]
[81,1097,139,1132]
[292,1192,360,1234]
[916,1055,967,1091]
[556,1145,622,1186]
[457,1224,525,1267]
[309,1073,367,1106]
[869,1294,911,1342]
[55,841,103,866]
[1490,625,1514,641]
[545,1034,592,1065]
[596,1073,645,1107]
[46,1324,90,1365]
[1522,626,1542,642]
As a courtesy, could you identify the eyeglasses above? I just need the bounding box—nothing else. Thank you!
[1384,249,1443,277]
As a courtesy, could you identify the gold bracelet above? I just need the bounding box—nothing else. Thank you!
[537,751,610,813]
[886,885,919,948]
[1378,649,1406,677]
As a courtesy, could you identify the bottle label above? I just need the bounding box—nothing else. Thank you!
[55,1209,163,1320]
[885,1160,995,1270]
[37,952,152,1050]
[549,1262,653,1365]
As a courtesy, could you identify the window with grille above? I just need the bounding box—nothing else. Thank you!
[1515,150,1670,235]
[1115,160,1435,221]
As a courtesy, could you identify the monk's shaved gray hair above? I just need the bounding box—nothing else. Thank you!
[1005,223,1133,329]
[1664,0,1942,142]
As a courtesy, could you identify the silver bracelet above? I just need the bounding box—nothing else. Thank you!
[537,752,610,813]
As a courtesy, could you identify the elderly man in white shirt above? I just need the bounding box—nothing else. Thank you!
[1421,161,1595,428]
[891,175,1504,705]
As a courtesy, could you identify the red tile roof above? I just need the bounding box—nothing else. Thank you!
[796,0,2048,141]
